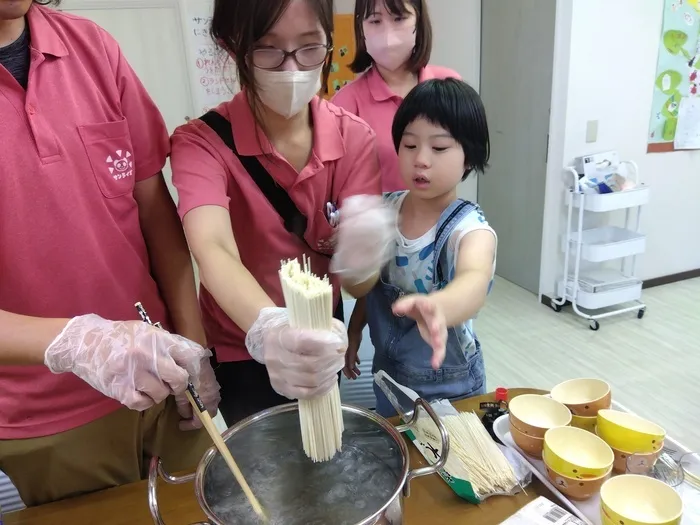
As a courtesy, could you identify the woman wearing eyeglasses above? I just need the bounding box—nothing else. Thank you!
[170,0,395,425]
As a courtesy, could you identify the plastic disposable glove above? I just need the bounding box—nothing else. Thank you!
[245,307,347,400]
[45,314,211,411]
[175,356,221,431]
[330,195,396,285]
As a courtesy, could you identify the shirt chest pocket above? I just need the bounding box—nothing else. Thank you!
[78,118,135,198]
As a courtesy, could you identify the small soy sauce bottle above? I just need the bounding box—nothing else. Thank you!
[480,387,509,444]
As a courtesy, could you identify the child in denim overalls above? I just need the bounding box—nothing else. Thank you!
[344,78,497,418]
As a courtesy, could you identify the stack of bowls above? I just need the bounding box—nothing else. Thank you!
[600,475,683,525]
[550,378,611,433]
[543,426,614,501]
[597,409,666,473]
[508,394,572,459]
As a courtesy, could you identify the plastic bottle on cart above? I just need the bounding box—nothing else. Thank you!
[480,387,509,444]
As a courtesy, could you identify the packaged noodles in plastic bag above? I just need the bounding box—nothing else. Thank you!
[374,371,532,504]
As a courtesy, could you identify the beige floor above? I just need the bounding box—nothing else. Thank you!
[479,276,700,452]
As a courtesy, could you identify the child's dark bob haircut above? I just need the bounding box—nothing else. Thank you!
[392,78,490,180]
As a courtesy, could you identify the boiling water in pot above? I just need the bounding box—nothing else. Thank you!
[201,410,404,525]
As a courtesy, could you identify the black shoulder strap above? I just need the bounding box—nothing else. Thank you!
[198,111,308,242]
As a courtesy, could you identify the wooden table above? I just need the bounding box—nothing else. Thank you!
[6,388,553,525]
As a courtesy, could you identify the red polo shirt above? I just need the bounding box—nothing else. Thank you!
[331,65,461,192]
[171,92,381,362]
[0,6,170,438]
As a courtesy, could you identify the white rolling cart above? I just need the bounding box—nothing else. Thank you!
[550,151,649,330]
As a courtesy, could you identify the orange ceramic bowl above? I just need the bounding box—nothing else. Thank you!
[611,442,663,474]
[544,463,611,501]
[509,394,572,438]
[510,422,545,459]
[551,378,611,416]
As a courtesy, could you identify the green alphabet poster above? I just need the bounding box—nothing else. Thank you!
[648,0,700,152]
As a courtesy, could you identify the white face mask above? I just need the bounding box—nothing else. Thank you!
[254,66,322,119]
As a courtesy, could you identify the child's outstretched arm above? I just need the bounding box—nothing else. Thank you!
[393,230,496,369]
[428,229,496,325]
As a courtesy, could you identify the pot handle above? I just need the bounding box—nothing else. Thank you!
[395,398,450,497]
[148,456,205,525]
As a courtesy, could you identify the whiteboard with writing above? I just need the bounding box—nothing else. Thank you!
[180,0,238,117]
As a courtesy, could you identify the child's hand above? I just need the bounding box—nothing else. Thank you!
[343,328,362,380]
[392,295,447,370]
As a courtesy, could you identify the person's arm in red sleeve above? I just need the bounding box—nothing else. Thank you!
[101,29,206,346]
[171,126,276,334]
[172,126,346,401]
[332,121,386,298]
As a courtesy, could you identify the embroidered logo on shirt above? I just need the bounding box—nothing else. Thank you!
[106,150,133,181]
[317,238,335,253]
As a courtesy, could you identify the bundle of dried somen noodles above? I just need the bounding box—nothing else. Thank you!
[440,411,518,496]
[279,257,343,462]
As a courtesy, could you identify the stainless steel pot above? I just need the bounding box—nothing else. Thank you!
[148,399,449,525]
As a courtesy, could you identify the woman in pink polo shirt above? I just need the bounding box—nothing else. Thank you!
[0,0,220,507]
[332,0,461,193]
[171,0,394,425]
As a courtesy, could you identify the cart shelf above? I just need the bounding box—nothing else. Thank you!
[557,271,643,311]
[567,185,650,212]
[563,226,646,262]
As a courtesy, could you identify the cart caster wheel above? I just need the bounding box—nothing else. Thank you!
[550,299,562,313]
[637,308,646,319]
[589,320,600,331]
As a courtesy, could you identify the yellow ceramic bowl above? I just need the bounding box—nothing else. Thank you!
[551,378,612,416]
[571,414,598,433]
[510,422,545,459]
[600,475,683,525]
[543,426,614,479]
[597,409,665,454]
[508,394,572,438]
[544,463,610,501]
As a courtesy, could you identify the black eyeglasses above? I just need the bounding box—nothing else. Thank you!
[251,44,332,70]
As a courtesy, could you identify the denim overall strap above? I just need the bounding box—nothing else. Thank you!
[432,199,477,288]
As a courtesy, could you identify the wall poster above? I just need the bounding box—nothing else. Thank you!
[648,0,700,152]
[325,14,359,98]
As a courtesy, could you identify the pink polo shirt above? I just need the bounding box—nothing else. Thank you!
[331,65,461,192]
[0,6,170,439]
[171,92,381,363]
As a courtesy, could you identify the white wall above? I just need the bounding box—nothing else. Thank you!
[428,0,481,202]
[540,0,700,296]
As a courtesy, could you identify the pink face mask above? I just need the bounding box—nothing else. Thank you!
[364,24,416,72]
